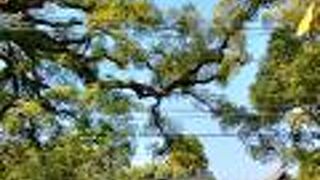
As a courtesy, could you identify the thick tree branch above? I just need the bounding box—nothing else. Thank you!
[163,38,228,94]
[100,80,165,99]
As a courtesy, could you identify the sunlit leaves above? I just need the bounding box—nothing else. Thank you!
[212,0,251,84]
[296,2,315,36]
[2,100,44,135]
[82,83,100,106]
[297,150,320,180]
[3,114,22,135]
[45,85,79,101]
[19,100,43,117]
[251,28,306,117]
[0,143,43,180]
[119,135,214,180]
[112,37,148,67]
[88,0,160,29]
[263,0,319,36]
[170,4,201,35]
[82,83,132,115]
[285,107,311,131]
[212,0,270,35]
[252,31,320,116]
[217,49,245,84]
[157,53,194,84]
[167,135,208,177]
[0,133,130,180]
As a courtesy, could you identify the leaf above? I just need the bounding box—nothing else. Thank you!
[88,0,159,29]
[46,85,79,101]
[296,2,315,36]
[3,115,22,135]
[82,83,101,106]
[19,100,43,117]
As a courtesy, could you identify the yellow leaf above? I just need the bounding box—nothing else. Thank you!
[296,2,315,36]
[19,100,43,117]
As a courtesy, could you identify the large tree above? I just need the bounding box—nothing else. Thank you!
[0,0,272,179]
[216,0,320,179]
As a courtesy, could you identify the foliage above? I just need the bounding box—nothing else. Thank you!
[0,0,258,179]
[262,0,320,36]
[0,132,131,180]
[295,150,320,180]
[167,135,208,177]
[249,10,320,157]
[214,0,320,179]
[296,2,316,36]
[0,0,285,179]
[121,135,214,180]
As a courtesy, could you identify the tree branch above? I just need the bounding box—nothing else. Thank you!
[163,38,228,94]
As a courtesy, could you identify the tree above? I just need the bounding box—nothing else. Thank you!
[296,150,320,180]
[0,0,267,179]
[122,136,215,180]
[0,133,131,180]
[166,135,209,178]
[215,0,320,179]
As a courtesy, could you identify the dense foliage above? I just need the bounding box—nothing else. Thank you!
[0,0,266,179]
[1,0,318,179]
[215,0,320,179]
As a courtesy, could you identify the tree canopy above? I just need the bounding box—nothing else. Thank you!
[0,0,263,179]
[214,0,320,179]
[1,0,319,179]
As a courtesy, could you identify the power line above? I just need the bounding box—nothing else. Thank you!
[132,133,238,137]
[129,110,317,116]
